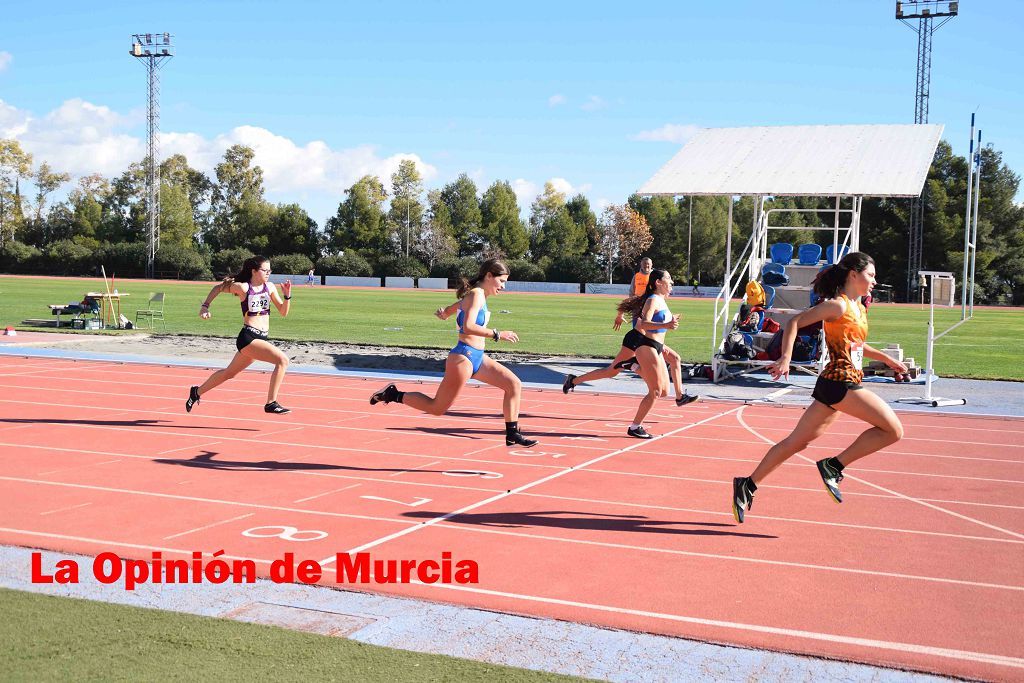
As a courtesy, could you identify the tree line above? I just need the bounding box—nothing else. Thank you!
[0,138,1021,303]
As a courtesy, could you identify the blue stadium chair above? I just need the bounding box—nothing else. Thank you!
[769,242,794,265]
[761,262,789,286]
[762,284,776,309]
[826,244,849,265]
[798,243,822,265]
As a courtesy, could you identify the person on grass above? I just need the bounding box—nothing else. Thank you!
[564,270,690,439]
[731,252,906,523]
[186,255,293,415]
[370,258,538,448]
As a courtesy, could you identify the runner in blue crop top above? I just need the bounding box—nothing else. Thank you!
[370,258,539,448]
[185,255,294,415]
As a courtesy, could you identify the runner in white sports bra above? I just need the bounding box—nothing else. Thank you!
[186,255,294,415]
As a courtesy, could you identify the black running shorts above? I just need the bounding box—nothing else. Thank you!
[621,329,664,355]
[811,376,863,409]
[236,325,269,351]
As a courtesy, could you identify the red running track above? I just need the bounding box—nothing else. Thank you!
[0,354,1021,680]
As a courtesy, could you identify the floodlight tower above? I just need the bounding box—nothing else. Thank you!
[129,33,174,278]
[896,1,957,299]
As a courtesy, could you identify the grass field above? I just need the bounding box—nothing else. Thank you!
[0,589,584,681]
[2,274,1022,381]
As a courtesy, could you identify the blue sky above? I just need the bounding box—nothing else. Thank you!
[1,0,1021,223]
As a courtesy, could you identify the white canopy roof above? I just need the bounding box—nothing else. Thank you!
[637,124,943,198]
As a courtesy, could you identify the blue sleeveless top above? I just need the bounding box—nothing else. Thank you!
[456,298,491,334]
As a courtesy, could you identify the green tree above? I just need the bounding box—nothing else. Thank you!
[532,206,586,262]
[158,181,198,249]
[161,154,215,235]
[105,162,147,244]
[628,194,683,275]
[415,189,457,269]
[388,160,425,258]
[529,181,566,233]
[33,162,70,223]
[211,145,265,250]
[0,139,33,246]
[268,203,318,258]
[480,180,528,258]
[566,194,598,254]
[440,174,482,256]
[326,175,389,257]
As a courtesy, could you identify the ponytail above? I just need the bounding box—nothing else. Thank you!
[812,251,874,300]
[456,258,509,298]
[222,255,268,292]
[617,269,666,317]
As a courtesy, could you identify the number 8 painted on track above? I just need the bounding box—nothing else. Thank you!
[242,526,328,542]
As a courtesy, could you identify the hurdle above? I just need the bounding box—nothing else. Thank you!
[897,271,967,407]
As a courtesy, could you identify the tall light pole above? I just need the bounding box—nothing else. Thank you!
[896,1,957,300]
[129,33,173,279]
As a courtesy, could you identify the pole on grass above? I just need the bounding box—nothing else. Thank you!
[961,114,975,320]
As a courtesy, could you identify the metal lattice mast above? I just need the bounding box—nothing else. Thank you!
[896,2,956,299]
[130,33,173,278]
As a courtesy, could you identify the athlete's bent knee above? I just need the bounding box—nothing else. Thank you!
[889,422,905,442]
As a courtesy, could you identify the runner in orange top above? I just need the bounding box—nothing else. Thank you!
[731,252,907,523]
[631,258,652,296]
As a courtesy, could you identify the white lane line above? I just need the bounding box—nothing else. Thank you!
[389,461,442,478]
[39,502,91,516]
[322,566,1024,671]
[0,476,418,528]
[4,520,1019,671]
[407,521,1023,591]
[157,441,223,456]
[0,442,505,496]
[293,484,361,504]
[512,492,1024,545]
[323,406,743,564]
[736,405,1024,541]
[0,527,272,565]
[762,387,793,402]
[163,513,255,540]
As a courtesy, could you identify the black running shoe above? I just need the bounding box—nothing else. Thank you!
[185,385,200,413]
[613,358,640,373]
[675,393,699,407]
[562,374,577,394]
[370,383,399,405]
[264,401,291,415]
[816,458,844,503]
[506,431,538,448]
[732,477,755,523]
[627,425,653,439]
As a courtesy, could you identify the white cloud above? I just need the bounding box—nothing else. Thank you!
[630,123,700,144]
[2,98,437,214]
[512,178,538,210]
[0,99,30,138]
[580,95,607,112]
[512,177,594,213]
[548,94,567,107]
[0,52,11,73]
[548,177,591,197]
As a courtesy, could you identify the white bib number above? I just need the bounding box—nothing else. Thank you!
[850,342,864,370]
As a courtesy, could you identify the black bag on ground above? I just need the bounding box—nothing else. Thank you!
[723,331,757,360]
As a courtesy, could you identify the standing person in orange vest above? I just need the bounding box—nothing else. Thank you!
[632,258,653,296]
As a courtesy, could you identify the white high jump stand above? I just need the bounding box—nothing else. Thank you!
[897,271,967,407]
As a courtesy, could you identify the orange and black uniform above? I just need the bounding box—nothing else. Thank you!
[632,272,650,297]
[812,295,868,407]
